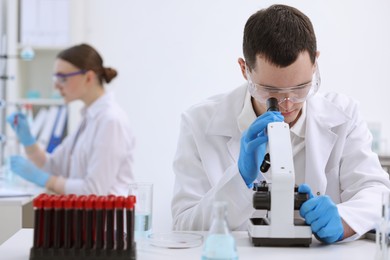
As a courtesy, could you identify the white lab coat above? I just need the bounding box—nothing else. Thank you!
[171,85,390,240]
[43,92,135,195]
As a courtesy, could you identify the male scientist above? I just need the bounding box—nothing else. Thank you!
[171,4,390,243]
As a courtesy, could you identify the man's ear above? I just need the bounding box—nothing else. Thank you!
[238,58,247,80]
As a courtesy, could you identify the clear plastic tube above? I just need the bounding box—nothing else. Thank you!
[375,192,390,260]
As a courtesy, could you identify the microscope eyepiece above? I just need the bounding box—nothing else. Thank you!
[266,97,279,112]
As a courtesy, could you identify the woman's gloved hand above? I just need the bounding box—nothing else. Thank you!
[10,155,49,187]
[6,112,35,146]
[298,184,344,244]
[238,111,284,188]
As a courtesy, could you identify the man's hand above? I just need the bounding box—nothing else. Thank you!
[238,111,283,187]
[298,184,344,244]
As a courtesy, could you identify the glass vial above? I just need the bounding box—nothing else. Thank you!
[376,192,390,260]
[201,201,238,260]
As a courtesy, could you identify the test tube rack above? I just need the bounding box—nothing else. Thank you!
[29,193,136,260]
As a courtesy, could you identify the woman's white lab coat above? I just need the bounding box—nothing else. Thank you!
[43,92,135,195]
[171,85,390,240]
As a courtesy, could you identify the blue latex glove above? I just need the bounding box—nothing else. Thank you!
[6,112,35,146]
[10,155,50,187]
[238,111,284,187]
[298,184,344,244]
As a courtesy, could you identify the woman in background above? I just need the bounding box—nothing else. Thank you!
[7,43,135,195]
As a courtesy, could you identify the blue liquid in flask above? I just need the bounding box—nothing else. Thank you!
[202,234,238,260]
[201,201,238,260]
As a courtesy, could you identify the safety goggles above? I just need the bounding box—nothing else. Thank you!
[52,70,86,85]
[246,63,321,105]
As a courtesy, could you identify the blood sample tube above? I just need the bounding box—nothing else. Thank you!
[33,194,47,248]
[63,195,75,249]
[115,196,125,250]
[95,196,106,250]
[74,195,86,249]
[53,196,64,248]
[85,195,96,250]
[43,195,55,248]
[106,196,115,250]
[125,195,136,250]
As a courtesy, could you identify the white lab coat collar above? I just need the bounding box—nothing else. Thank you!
[237,91,257,133]
[206,85,247,137]
[290,102,306,138]
[304,93,351,195]
[205,85,247,163]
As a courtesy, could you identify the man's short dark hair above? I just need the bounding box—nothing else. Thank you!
[243,4,317,69]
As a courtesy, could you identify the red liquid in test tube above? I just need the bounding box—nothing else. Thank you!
[74,195,86,249]
[115,196,125,250]
[43,195,55,248]
[63,195,76,249]
[125,196,136,250]
[33,194,47,248]
[106,196,115,250]
[53,195,65,248]
[95,196,106,250]
[84,195,96,249]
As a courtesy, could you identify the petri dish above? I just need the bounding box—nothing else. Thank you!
[147,232,203,248]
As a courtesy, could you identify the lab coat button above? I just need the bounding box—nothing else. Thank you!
[316,191,321,196]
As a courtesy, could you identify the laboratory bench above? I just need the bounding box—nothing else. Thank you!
[0,176,45,245]
[0,229,378,260]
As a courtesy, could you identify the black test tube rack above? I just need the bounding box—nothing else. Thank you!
[29,194,136,260]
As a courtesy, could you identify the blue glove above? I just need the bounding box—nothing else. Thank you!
[6,112,35,146]
[238,111,284,187]
[298,184,344,244]
[10,155,50,187]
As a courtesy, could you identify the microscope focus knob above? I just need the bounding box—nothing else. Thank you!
[294,193,309,210]
[253,191,309,210]
[253,191,271,210]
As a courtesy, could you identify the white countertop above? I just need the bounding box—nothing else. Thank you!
[0,229,378,260]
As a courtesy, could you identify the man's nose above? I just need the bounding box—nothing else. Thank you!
[278,97,294,111]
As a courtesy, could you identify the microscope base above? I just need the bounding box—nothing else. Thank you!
[251,236,311,247]
[248,218,312,247]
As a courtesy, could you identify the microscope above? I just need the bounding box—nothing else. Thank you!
[247,98,312,247]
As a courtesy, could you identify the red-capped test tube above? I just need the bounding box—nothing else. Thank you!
[85,195,96,250]
[106,195,115,250]
[74,195,87,249]
[43,195,55,248]
[115,196,125,250]
[63,195,76,249]
[95,196,106,250]
[53,195,65,248]
[13,114,18,126]
[33,193,48,248]
[125,195,136,250]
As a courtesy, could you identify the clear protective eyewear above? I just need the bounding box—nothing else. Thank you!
[52,70,86,85]
[246,62,321,105]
